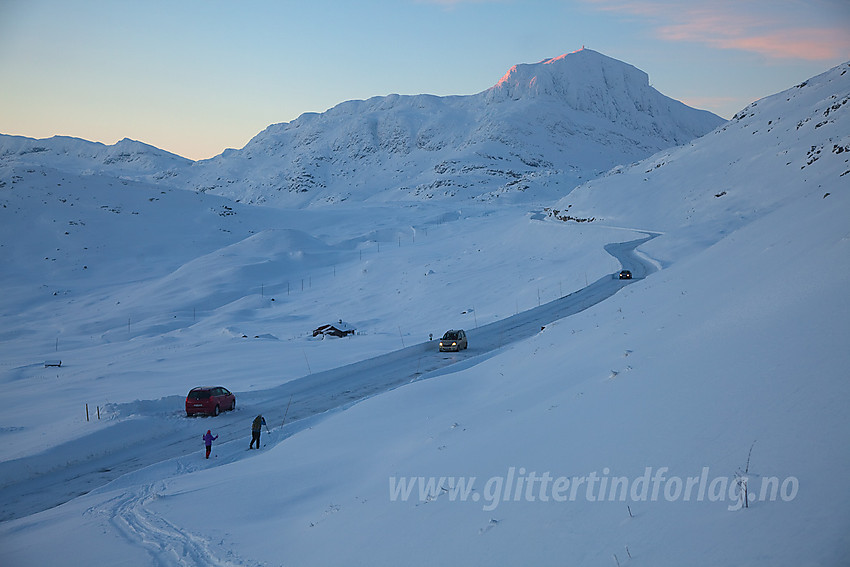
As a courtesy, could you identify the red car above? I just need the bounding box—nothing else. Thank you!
[185,386,236,417]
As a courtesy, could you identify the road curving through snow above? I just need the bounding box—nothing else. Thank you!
[0,233,658,523]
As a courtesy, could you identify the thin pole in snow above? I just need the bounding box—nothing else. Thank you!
[281,395,293,429]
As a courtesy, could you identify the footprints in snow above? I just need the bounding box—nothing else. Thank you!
[609,350,635,380]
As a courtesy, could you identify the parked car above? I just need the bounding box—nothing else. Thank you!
[439,329,468,352]
[618,270,632,280]
[186,386,236,417]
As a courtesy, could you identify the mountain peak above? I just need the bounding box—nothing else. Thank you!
[482,49,721,147]
[486,48,649,102]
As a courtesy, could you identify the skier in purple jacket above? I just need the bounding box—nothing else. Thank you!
[203,429,218,459]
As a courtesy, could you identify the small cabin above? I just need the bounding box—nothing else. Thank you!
[313,320,355,338]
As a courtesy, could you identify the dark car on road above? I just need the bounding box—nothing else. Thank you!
[618,270,632,279]
[439,329,468,352]
[186,386,236,417]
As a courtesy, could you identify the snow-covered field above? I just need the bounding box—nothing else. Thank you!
[1,57,849,566]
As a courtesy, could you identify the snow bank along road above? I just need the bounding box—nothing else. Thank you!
[0,234,658,523]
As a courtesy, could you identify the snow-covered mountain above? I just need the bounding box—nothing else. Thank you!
[1,57,848,566]
[1,49,723,207]
[0,135,192,183]
[177,49,722,206]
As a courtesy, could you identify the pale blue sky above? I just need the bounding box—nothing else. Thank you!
[1,0,848,160]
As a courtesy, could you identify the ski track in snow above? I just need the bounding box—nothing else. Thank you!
[2,233,657,564]
[87,480,255,567]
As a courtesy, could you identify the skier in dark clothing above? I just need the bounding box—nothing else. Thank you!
[250,415,266,449]
[203,429,218,459]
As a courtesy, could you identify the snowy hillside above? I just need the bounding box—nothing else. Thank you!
[1,58,849,566]
[0,134,192,182]
[551,60,850,261]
